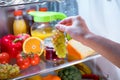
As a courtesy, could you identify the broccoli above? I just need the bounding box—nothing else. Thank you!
[58,66,82,80]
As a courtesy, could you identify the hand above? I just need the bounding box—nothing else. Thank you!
[56,16,93,42]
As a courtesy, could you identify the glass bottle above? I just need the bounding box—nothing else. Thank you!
[13,10,27,35]
[24,9,36,35]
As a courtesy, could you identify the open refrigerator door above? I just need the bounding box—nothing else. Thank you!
[0,0,119,80]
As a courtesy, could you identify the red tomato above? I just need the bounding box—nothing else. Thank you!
[17,53,22,59]
[17,56,30,70]
[0,52,10,64]
[30,54,40,66]
[17,53,27,59]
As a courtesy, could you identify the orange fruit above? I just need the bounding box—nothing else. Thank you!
[52,76,61,80]
[43,74,52,80]
[43,74,61,80]
[23,37,44,56]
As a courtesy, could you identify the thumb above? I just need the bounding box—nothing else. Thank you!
[55,24,69,33]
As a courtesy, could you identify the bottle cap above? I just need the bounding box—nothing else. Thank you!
[28,11,67,22]
[39,7,48,12]
[27,9,36,13]
[14,10,23,16]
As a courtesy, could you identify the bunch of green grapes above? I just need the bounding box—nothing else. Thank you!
[52,30,67,58]
[0,63,20,79]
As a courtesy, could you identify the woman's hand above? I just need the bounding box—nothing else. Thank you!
[55,16,93,42]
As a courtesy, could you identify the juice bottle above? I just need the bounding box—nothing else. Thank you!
[13,10,27,35]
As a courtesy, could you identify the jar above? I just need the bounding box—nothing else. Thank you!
[29,11,67,63]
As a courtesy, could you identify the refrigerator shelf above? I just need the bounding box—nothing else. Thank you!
[0,0,60,7]
[12,54,101,80]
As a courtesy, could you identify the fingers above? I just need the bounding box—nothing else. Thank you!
[72,16,84,26]
[55,15,86,33]
[55,24,69,33]
[59,16,84,26]
[58,16,76,25]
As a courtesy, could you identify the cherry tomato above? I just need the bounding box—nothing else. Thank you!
[30,54,40,66]
[17,53,23,59]
[17,55,30,70]
[17,53,27,59]
[0,52,10,64]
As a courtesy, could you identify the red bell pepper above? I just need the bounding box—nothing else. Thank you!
[1,34,22,58]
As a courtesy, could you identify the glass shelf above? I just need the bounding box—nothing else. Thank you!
[0,0,61,7]
[12,54,101,80]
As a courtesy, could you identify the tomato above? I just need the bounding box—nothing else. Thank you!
[0,52,10,64]
[17,53,23,59]
[17,53,27,59]
[17,54,30,70]
[29,54,40,66]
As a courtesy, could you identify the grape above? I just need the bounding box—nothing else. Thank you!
[0,63,20,79]
[52,30,67,58]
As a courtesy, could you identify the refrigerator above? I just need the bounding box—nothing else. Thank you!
[0,0,120,80]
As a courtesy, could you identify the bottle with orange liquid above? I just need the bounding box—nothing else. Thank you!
[13,10,27,35]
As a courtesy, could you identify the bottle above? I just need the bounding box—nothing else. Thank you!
[24,9,35,35]
[13,10,27,35]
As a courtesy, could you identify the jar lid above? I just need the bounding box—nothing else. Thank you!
[28,11,67,22]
